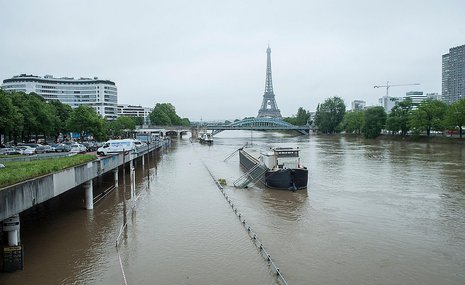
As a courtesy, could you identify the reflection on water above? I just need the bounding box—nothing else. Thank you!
[1,133,465,285]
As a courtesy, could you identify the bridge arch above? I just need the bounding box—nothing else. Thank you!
[208,118,309,135]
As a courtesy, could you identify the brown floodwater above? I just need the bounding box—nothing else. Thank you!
[1,132,465,285]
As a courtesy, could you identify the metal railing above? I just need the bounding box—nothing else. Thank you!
[202,161,290,285]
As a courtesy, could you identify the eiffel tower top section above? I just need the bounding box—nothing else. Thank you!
[257,45,282,118]
[264,45,274,94]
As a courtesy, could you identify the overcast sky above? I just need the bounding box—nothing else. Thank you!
[1,0,464,120]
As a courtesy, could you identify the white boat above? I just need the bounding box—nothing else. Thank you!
[199,132,213,144]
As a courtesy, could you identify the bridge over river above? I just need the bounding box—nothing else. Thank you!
[143,118,311,137]
[204,117,310,135]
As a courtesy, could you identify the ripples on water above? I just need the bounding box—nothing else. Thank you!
[1,133,465,285]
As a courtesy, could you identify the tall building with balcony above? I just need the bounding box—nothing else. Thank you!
[117,104,153,124]
[442,44,465,104]
[1,74,118,120]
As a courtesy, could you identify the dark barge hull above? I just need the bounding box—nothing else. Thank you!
[239,149,308,190]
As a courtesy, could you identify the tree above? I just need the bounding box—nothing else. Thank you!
[28,95,56,142]
[314,97,346,134]
[150,103,182,126]
[9,92,33,142]
[108,116,136,137]
[66,105,107,141]
[150,108,172,125]
[341,111,364,134]
[130,116,145,126]
[0,91,15,143]
[361,106,387,138]
[180,117,191,126]
[386,97,413,135]
[149,103,188,126]
[409,99,448,136]
[444,98,465,138]
[49,99,73,140]
[284,107,311,125]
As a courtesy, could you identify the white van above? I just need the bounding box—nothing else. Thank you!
[96,140,136,156]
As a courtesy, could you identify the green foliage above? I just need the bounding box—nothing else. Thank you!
[0,90,17,141]
[444,98,465,138]
[66,105,107,141]
[180,117,191,126]
[49,100,73,134]
[130,116,145,126]
[314,97,346,134]
[149,103,189,126]
[107,116,136,136]
[341,111,364,134]
[284,107,311,125]
[361,106,387,138]
[108,116,136,137]
[0,154,97,188]
[386,97,413,135]
[409,99,448,136]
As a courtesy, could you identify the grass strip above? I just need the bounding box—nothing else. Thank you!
[0,154,97,188]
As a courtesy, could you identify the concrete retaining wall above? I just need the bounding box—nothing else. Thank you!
[0,143,161,221]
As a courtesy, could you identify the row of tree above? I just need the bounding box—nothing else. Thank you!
[283,107,311,125]
[0,90,189,144]
[314,96,465,139]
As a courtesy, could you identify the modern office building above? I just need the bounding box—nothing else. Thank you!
[1,74,118,120]
[351,100,366,111]
[442,44,465,104]
[405,91,426,109]
[406,91,443,110]
[379,91,441,113]
[426,92,441,101]
[379,96,401,113]
[117,104,153,124]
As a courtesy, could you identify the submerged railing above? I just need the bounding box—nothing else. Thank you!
[202,161,290,285]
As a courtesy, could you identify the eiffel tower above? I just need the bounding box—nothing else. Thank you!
[257,45,282,118]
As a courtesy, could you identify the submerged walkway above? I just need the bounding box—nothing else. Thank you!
[114,141,276,284]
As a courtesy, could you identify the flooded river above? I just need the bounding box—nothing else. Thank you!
[1,132,465,284]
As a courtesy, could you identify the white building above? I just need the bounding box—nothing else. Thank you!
[118,104,153,124]
[379,96,401,113]
[405,91,442,109]
[405,91,426,108]
[351,100,366,111]
[1,74,118,120]
[379,92,442,113]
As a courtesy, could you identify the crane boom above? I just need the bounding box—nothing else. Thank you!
[374,81,420,97]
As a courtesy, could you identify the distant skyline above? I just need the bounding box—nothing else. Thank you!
[1,0,465,120]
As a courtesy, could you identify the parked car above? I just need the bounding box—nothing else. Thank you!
[69,143,87,154]
[52,143,71,152]
[0,147,22,155]
[82,141,98,152]
[16,146,36,155]
[35,145,54,153]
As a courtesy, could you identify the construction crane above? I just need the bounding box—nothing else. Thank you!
[374,81,420,97]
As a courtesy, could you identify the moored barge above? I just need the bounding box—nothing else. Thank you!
[239,147,308,190]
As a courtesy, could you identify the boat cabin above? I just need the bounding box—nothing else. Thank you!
[260,147,301,169]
